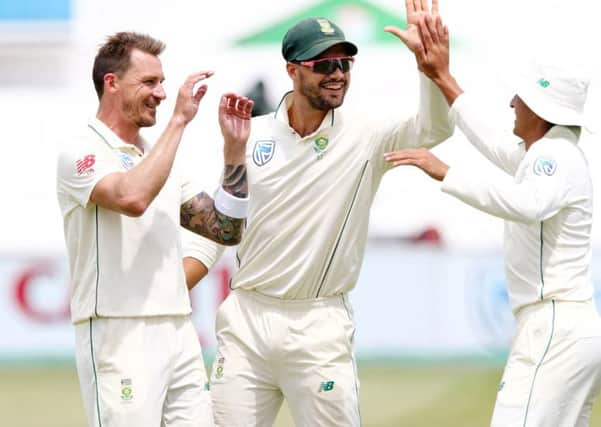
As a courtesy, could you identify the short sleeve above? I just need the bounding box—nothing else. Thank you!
[178,165,205,205]
[56,138,117,214]
[181,229,225,269]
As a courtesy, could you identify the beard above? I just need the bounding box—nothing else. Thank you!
[298,72,347,111]
[122,96,156,128]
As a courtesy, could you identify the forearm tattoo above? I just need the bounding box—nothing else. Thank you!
[222,164,248,198]
[180,192,244,245]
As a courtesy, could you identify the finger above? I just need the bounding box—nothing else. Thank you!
[418,19,433,52]
[237,98,254,119]
[435,15,444,37]
[383,150,413,162]
[425,15,439,44]
[384,148,427,159]
[244,99,254,117]
[226,95,236,115]
[384,26,411,46]
[218,94,228,118]
[419,0,428,13]
[406,0,415,14]
[431,0,439,15]
[412,0,421,13]
[184,70,214,88]
[234,96,249,118]
[390,159,421,168]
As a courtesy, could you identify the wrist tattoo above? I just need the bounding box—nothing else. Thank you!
[223,164,248,198]
[181,191,244,245]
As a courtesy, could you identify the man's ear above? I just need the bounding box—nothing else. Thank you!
[103,73,118,94]
[286,62,297,80]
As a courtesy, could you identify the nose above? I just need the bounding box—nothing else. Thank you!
[154,83,166,100]
[328,65,345,78]
[510,95,517,109]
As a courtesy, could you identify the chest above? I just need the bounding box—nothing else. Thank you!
[247,127,369,200]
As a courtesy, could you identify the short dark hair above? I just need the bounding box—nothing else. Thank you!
[92,31,165,100]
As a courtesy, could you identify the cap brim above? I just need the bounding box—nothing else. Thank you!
[294,40,358,61]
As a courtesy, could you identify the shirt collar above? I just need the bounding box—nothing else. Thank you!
[544,125,581,144]
[87,117,149,154]
[273,92,338,134]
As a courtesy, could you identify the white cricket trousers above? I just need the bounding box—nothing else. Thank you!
[491,299,601,427]
[210,289,361,427]
[75,316,214,427]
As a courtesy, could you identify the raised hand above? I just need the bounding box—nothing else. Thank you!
[173,71,214,125]
[384,148,449,181]
[219,93,254,165]
[416,15,449,80]
[384,0,439,54]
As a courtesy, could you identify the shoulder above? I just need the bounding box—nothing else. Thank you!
[252,111,276,126]
[528,127,587,176]
[56,125,106,176]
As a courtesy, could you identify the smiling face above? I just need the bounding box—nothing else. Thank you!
[114,48,166,128]
[292,45,351,111]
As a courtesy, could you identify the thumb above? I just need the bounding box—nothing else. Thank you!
[384,26,411,46]
[218,95,228,123]
[193,84,208,104]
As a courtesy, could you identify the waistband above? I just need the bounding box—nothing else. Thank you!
[232,288,349,309]
[515,298,597,324]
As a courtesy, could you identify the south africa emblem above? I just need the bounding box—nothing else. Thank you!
[253,140,276,166]
[313,134,329,160]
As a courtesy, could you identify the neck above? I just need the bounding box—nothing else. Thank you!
[96,104,141,147]
[523,122,553,151]
[287,95,329,137]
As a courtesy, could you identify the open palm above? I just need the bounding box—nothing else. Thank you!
[384,0,439,54]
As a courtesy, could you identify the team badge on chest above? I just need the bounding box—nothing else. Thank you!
[253,140,276,166]
[313,134,329,160]
[118,152,135,170]
[533,157,557,176]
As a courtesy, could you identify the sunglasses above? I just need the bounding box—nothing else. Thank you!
[296,56,355,74]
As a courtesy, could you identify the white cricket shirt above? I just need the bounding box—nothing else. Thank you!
[232,75,453,298]
[57,118,202,323]
[442,93,594,313]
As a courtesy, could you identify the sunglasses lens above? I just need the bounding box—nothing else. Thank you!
[340,58,353,72]
[313,60,336,74]
[312,58,354,74]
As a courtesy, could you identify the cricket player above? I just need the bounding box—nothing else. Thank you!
[56,32,253,426]
[384,15,601,426]
[191,1,454,425]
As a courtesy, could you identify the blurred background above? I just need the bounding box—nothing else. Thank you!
[1,0,601,425]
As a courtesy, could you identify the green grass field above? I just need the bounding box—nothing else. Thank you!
[1,363,600,426]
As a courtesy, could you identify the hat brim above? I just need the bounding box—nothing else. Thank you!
[294,40,358,61]
[516,83,585,127]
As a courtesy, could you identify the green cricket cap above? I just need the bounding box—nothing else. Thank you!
[282,17,358,62]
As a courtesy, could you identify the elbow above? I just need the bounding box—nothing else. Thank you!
[431,124,455,145]
[220,229,243,246]
[121,197,150,217]
[503,207,541,224]
[417,127,454,149]
[220,236,242,246]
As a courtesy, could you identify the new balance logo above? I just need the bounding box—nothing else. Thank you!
[318,381,335,392]
[76,154,96,176]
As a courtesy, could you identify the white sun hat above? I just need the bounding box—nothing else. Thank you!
[515,63,590,127]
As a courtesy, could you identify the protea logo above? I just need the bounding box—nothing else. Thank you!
[318,380,335,392]
[538,78,550,88]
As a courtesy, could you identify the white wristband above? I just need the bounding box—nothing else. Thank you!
[214,186,249,219]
